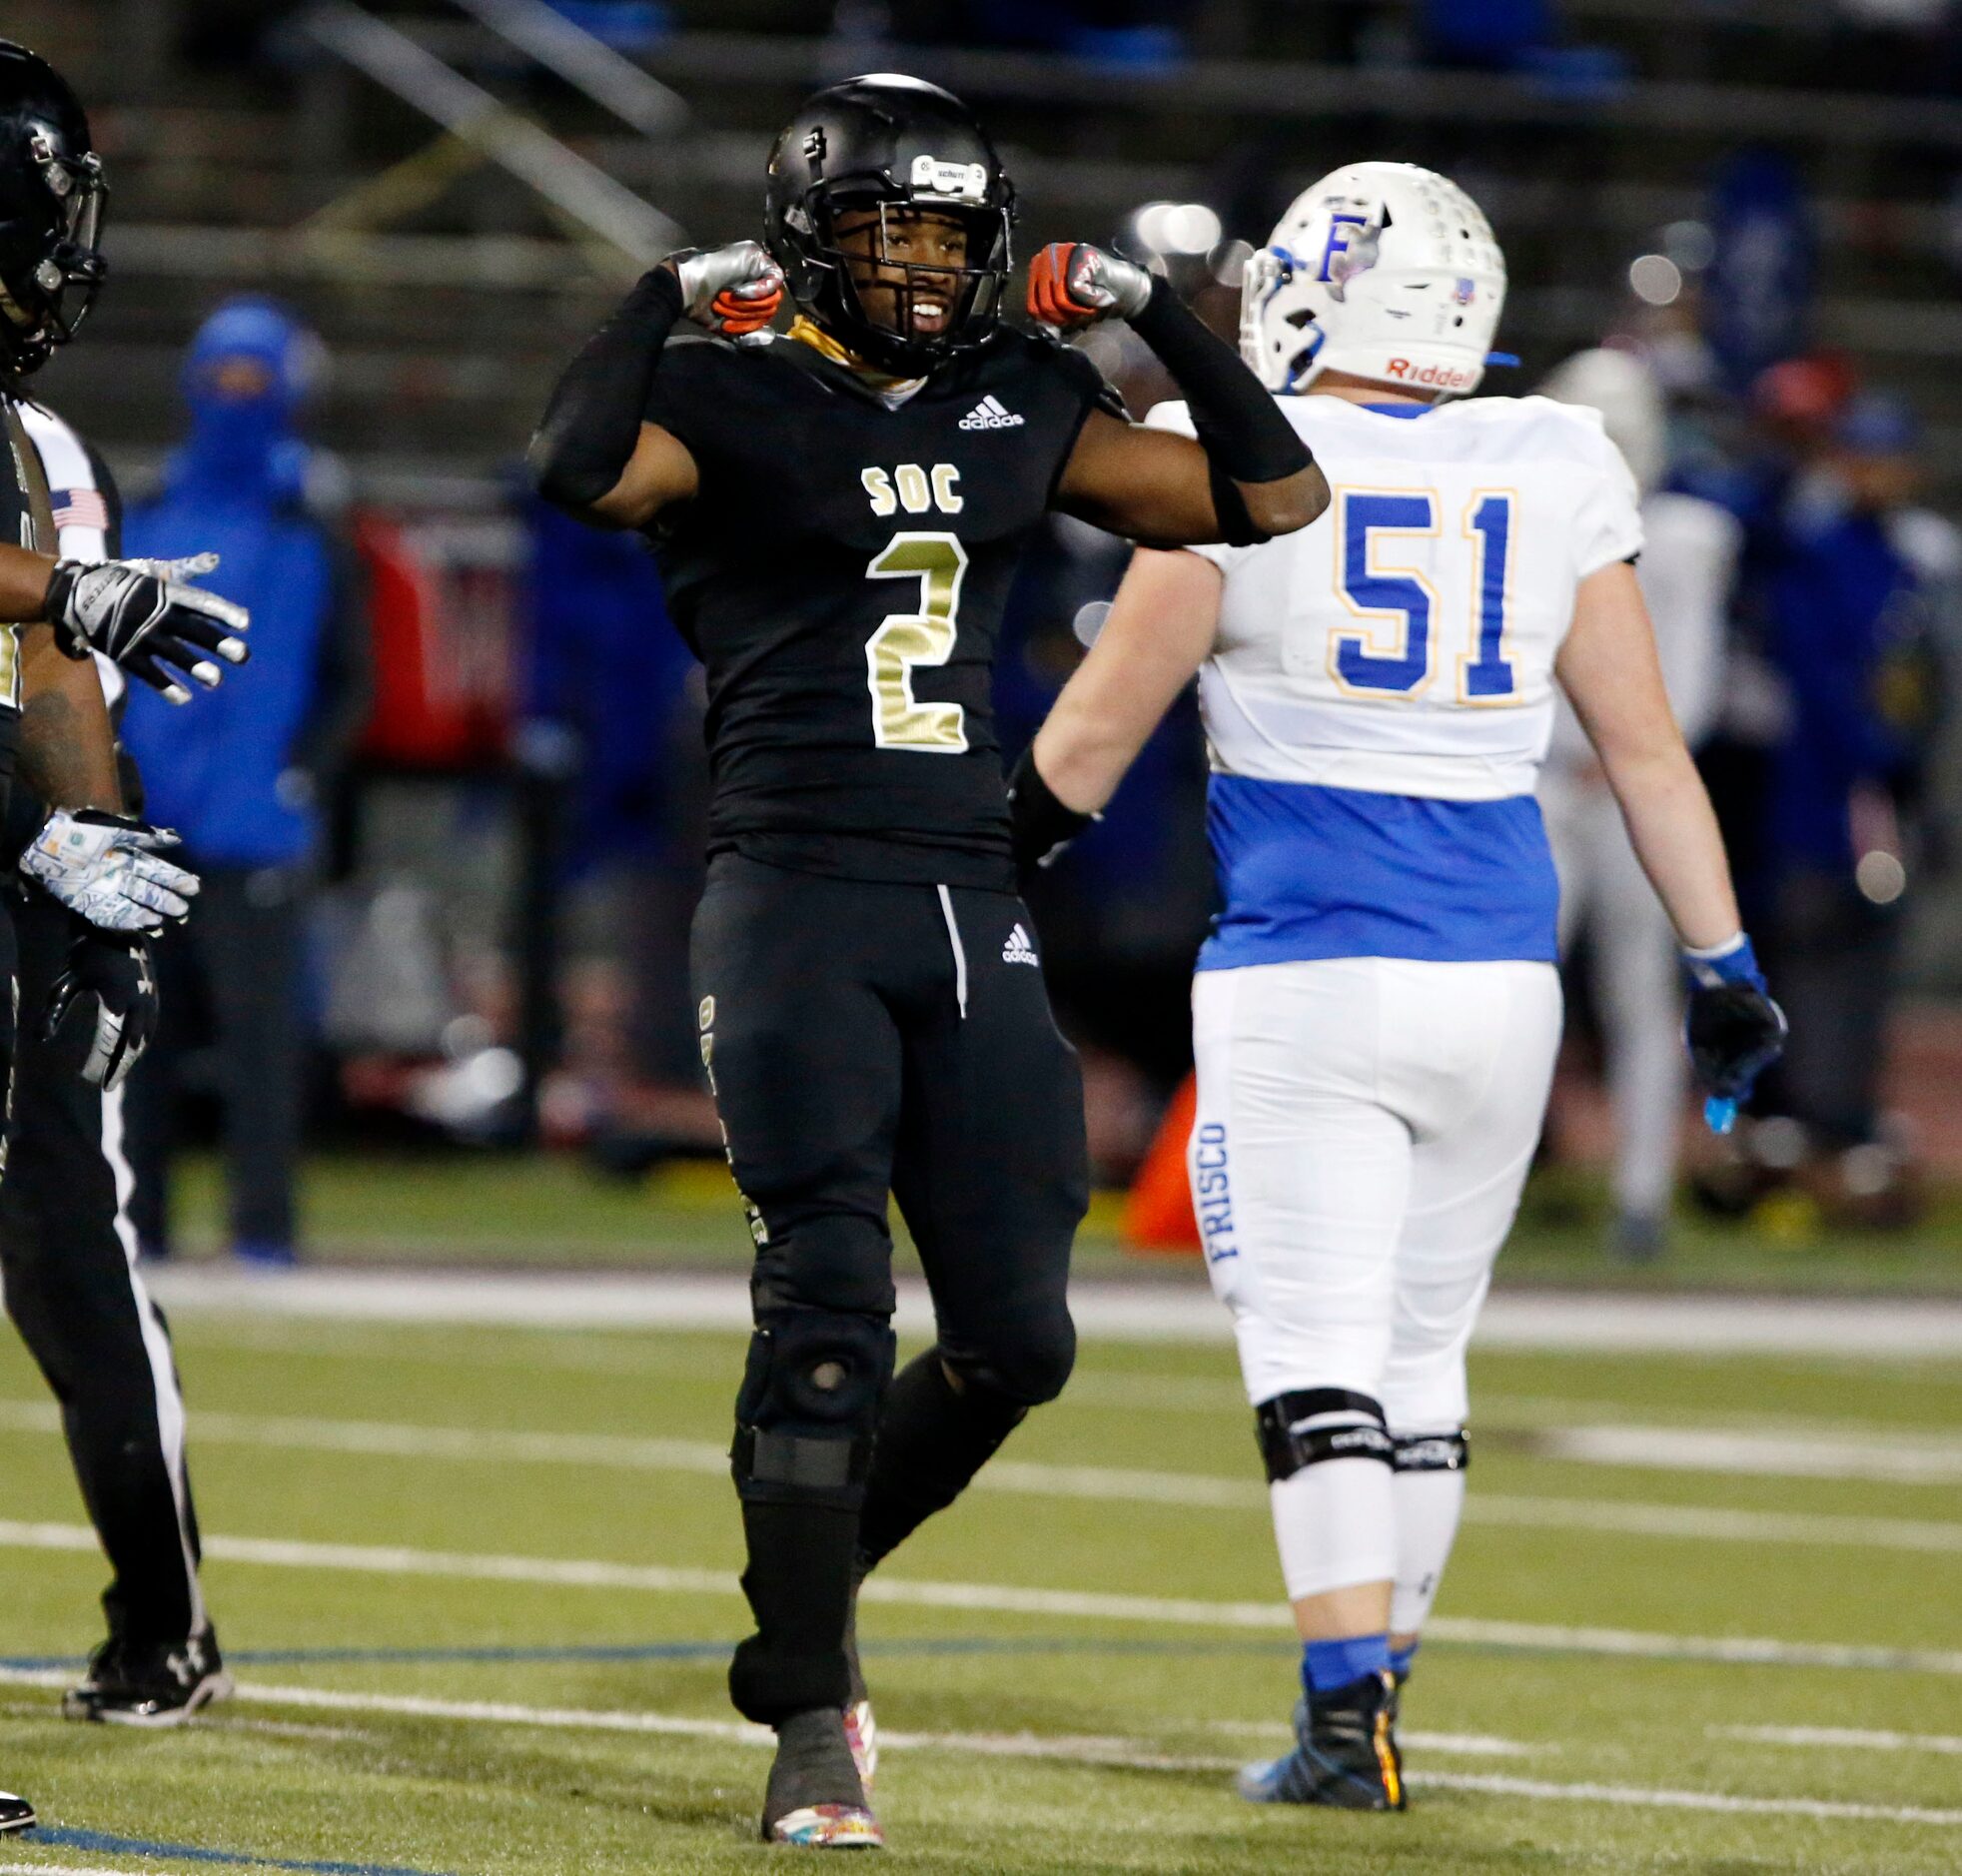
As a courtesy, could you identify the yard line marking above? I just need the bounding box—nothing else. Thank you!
[1463,1492,1962,1555]
[0,1865,171,1875]
[24,1681,1962,1828]
[32,1827,449,1876]
[139,1266,1962,1357]
[0,1864,137,1875]
[1417,1769,1962,1825]
[1,1400,1951,1553]
[1715,1724,1962,1756]
[0,1521,1955,1674]
[1539,1424,1962,1484]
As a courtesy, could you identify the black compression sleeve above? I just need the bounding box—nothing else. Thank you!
[527,267,685,512]
[1128,276,1313,486]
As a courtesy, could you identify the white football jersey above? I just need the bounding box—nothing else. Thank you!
[1148,394,1644,800]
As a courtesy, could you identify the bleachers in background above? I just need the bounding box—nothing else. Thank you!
[28,0,1962,500]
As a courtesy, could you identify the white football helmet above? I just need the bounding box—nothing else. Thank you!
[1240,162,1506,399]
[1540,346,1666,495]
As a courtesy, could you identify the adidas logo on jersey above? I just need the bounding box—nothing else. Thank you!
[1002,923,1039,966]
[959,395,1025,431]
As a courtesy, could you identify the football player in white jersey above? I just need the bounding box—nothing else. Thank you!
[1009,164,1786,1811]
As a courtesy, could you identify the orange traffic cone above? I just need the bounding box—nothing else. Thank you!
[1123,1073,1203,1257]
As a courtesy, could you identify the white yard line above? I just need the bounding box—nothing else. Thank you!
[1540,1424,1962,1484]
[0,1398,1950,1555]
[0,1865,163,1876]
[1415,1769,1962,1826]
[1715,1724,1962,1756]
[138,1267,1962,1357]
[0,1519,1954,1675]
[0,1675,1950,1828]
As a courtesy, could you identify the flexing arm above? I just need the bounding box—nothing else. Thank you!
[1032,244,1329,546]
[1009,547,1222,868]
[528,245,783,532]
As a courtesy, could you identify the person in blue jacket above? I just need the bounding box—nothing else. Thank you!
[1754,394,1944,1165]
[118,299,371,1266]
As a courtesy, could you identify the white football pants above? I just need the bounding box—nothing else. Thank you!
[1539,776,1686,1219]
[1190,958,1560,1607]
[1190,957,1562,1429]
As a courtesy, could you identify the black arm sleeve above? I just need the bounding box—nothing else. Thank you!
[1127,277,1313,488]
[527,267,686,512]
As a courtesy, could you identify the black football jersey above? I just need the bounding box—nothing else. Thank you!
[643,326,1114,889]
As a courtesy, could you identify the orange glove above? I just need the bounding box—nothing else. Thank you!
[1027,241,1154,330]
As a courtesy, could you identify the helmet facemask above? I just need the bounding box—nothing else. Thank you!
[0,127,107,373]
[797,191,1011,378]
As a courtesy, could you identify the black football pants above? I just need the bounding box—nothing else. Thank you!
[692,854,1088,1723]
[0,883,208,1648]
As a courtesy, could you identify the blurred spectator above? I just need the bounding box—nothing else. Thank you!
[1746,394,1951,1217]
[520,498,717,1166]
[120,300,372,1267]
[1538,349,1739,1262]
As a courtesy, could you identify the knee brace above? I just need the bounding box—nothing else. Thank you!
[1392,1429,1469,1473]
[1255,1388,1395,1484]
[731,1307,896,1508]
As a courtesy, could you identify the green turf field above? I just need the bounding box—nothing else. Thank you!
[160,1150,1962,1295]
[0,1305,1955,1874]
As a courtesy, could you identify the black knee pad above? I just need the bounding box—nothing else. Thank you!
[732,1307,896,1508]
[1255,1388,1395,1484]
[944,1307,1076,1409]
[1393,1429,1470,1473]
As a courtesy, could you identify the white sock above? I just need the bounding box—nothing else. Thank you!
[1269,1457,1397,1602]
[1389,1462,1467,1635]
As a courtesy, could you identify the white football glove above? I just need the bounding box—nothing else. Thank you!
[43,555,250,705]
[665,241,786,337]
[20,810,201,933]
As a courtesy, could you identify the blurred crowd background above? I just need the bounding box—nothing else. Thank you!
[28,0,1962,1262]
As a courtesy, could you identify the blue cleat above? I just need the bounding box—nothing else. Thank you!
[1238,1672,1406,1812]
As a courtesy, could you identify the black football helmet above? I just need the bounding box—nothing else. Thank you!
[764,73,1013,378]
[0,41,106,378]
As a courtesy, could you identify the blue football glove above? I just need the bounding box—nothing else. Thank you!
[1682,934,1788,1135]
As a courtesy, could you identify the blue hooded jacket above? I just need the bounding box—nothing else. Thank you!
[121,299,339,868]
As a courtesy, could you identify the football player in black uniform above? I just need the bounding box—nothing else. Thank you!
[532,73,1327,1848]
[0,41,255,1777]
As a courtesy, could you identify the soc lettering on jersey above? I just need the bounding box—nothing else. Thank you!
[1146,394,1642,802]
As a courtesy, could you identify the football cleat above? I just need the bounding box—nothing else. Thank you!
[0,1790,33,1833]
[64,1628,233,1727]
[762,1707,883,1849]
[1237,1673,1406,1812]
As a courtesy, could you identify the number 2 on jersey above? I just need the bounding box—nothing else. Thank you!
[1332,489,1515,701]
[865,531,969,752]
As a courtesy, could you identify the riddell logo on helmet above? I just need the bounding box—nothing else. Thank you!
[1384,358,1476,390]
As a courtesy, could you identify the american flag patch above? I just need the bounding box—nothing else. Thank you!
[53,488,109,532]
